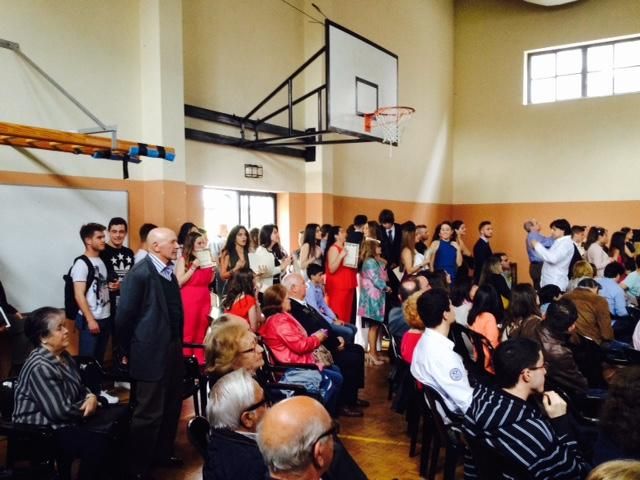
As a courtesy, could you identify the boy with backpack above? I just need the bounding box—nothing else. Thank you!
[65,222,117,402]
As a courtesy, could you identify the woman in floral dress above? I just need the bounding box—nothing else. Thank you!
[358,239,390,365]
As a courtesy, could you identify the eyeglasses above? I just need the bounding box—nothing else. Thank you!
[239,336,262,354]
[243,397,272,413]
[314,420,340,445]
[527,362,549,371]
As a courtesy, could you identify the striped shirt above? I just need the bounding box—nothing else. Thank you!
[463,384,590,480]
[12,347,90,429]
[148,252,175,281]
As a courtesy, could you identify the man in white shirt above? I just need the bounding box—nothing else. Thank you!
[410,288,473,416]
[532,219,574,291]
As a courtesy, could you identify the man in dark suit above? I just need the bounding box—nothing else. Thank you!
[116,227,184,479]
[282,273,367,417]
[346,214,367,245]
[378,209,402,268]
[378,209,403,309]
[473,220,493,284]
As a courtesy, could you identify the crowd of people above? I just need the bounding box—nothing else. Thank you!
[2,210,640,479]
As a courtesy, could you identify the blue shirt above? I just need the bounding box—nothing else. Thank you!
[596,276,628,317]
[148,253,175,281]
[305,281,336,323]
[526,231,554,263]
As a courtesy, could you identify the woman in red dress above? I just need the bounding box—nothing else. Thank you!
[221,269,262,331]
[325,225,357,323]
[176,231,214,362]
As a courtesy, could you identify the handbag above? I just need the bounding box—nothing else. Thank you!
[312,345,334,367]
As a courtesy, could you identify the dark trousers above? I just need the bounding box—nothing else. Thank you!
[55,425,110,480]
[333,343,365,406]
[529,262,543,290]
[128,340,184,476]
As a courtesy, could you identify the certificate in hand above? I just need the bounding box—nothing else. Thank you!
[343,242,360,269]
[249,251,274,275]
[195,250,214,268]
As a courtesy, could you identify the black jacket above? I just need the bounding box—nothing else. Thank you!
[379,223,403,267]
[473,239,493,283]
[204,428,267,480]
[115,256,184,381]
[289,298,340,352]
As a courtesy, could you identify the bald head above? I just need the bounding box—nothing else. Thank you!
[147,227,178,263]
[281,273,306,300]
[257,396,333,478]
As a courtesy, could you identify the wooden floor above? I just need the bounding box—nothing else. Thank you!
[1,362,459,479]
[159,361,448,480]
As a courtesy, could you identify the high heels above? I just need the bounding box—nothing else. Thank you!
[365,353,384,366]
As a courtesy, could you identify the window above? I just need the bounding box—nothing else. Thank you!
[203,188,276,236]
[525,35,640,104]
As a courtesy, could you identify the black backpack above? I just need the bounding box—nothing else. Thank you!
[63,255,95,319]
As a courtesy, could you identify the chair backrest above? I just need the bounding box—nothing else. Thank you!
[260,340,278,367]
[381,323,402,362]
[421,384,463,442]
[569,334,607,388]
[0,381,15,420]
[74,355,105,388]
[187,415,210,460]
[465,432,533,480]
[449,324,495,385]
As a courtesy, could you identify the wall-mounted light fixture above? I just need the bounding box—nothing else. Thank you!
[244,164,263,178]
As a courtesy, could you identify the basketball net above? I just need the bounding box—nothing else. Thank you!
[364,106,415,157]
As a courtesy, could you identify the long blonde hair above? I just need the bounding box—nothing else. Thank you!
[359,239,380,271]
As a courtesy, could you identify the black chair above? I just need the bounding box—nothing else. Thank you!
[183,342,209,415]
[448,324,495,386]
[256,341,324,402]
[464,433,533,480]
[420,384,465,480]
[0,379,58,479]
[569,334,608,388]
[184,355,206,416]
[187,415,210,461]
[380,322,403,401]
[406,379,428,458]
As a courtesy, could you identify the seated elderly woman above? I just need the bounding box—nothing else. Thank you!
[259,284,343,416]
[204,314,265,379]
[204,313,339,413]
[12,307,111,480]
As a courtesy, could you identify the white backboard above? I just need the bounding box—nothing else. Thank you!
[326,21,398,141]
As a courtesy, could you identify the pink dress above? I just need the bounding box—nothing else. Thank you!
[181,264,214,363]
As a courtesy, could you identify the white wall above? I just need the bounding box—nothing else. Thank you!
[182,0,455,203]
[0,0,143,179]
[453,0,640,204]
[326,0,455,204]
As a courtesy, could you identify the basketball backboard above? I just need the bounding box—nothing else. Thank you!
[326,21,398,142]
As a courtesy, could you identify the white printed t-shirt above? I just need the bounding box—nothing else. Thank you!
[70,256,111,320]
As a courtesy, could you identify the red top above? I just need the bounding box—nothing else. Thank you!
[401,330,422,364]
[259,312,321,366]
[225,294,257,325]
[325,244,357,290]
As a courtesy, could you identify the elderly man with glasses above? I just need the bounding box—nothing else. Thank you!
[257,395,337,480]
[205,368,271,480]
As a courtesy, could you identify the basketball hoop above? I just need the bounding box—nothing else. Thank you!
[364,106,415,146]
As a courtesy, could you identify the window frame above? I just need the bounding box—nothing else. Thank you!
[525,33,640,105]
[202,187,277,232]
